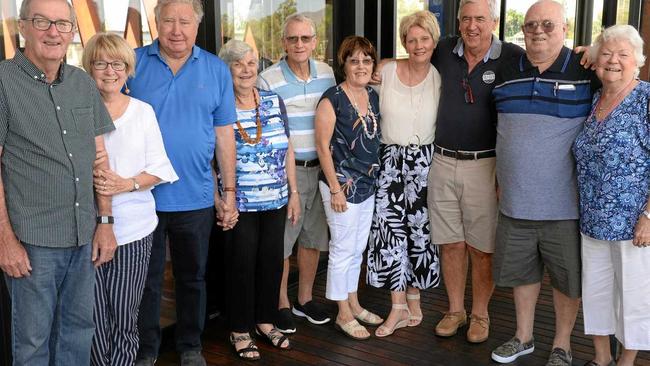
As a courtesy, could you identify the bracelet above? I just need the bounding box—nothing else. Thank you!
[290,190,299,195]
[329,187,343,195]
[223,187,236,192]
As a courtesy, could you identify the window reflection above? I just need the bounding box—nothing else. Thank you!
[504,0,577,48]
[220,0,332,70]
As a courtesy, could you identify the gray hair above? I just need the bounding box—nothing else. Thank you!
[20,0,76,25]
[591,24,645,78]
[218,39,255,66]
[154,0,204,24]
[457,0,500,22]
[281,13,316,38]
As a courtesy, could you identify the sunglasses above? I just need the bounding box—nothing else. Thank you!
[285,35,315,44]
[523,20,556,33]
[462,77,474,104]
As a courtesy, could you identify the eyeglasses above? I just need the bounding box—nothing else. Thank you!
[21,17,74,33]
[347,58,374,66]
[523,20,556,33]
[92,61,127,71]
[285,35,315,44]
[462,77,474,104]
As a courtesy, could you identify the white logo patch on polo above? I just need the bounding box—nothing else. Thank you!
[482,70,496,84]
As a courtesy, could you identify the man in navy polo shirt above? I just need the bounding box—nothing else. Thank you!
[128,1,237,365]
[490,1,599,365]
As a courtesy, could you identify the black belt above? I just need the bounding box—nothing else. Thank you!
[295,158,320,168]
[434,145,496,160]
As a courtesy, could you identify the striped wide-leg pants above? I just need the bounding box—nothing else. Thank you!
[91,233,153,366]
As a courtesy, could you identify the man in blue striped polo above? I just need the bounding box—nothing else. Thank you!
[257,13,336,333]
[489,1,599,365]
[0,0,116,364]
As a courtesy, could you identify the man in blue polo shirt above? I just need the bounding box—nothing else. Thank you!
[129,1,237,365]
[490,1,599,365]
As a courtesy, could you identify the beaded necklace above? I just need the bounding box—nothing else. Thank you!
[235,91,262,145]
[346,85,378,139]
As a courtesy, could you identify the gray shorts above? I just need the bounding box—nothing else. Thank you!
[493,213,581,298]
[284,165,329,258]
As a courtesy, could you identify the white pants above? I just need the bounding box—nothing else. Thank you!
[320,182,374,301]
[581,233,650,350]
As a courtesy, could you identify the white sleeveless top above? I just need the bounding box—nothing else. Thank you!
[377,61,441,146]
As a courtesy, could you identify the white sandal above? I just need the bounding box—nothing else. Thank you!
[375,303,410,337]
[406,293,423,327]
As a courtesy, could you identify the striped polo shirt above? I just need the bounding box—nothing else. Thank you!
[493,46,599,220]
[0,50,114,247]
[257,59,335,161]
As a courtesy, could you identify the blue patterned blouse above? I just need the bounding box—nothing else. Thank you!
[232,89,290,212]
[574,81,650,241]
[319,85,381,204]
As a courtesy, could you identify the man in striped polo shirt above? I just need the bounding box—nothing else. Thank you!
[257,13,336,333]
[489,1,599,365]
[0,0,116,364]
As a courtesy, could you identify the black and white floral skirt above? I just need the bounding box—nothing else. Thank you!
[366,143,440,291]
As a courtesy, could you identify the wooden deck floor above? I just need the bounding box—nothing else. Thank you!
[157,269,649,366]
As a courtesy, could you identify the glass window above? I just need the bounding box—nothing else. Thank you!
[219,0,333,69]
[2,0,154,67]
[504,0,577,49]
[591,0,604,42]
[396,0,427,59]
[616,0,630,25]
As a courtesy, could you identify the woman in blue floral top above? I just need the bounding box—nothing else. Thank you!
[315,36,383,341]
[218,40,300,361]
[573,25,650,366]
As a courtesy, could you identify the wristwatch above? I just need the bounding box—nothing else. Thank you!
[131,178,140,192]
[96,215,114,224]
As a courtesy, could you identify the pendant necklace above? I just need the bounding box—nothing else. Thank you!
[346,84,378,139]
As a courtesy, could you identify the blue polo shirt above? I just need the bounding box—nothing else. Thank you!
[129,40,237,211]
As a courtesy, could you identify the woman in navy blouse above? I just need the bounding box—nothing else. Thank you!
[315,36,383,341]
[574,25,650,366]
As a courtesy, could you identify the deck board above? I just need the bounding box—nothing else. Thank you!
[157,268,650,366]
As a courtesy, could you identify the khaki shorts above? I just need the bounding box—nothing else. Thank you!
[427,154,498,253]
[284,165,329,258]
[492,213,581,298]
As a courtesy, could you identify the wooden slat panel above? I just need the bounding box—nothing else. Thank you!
[1,0,18,59]
[142,0,158,40]
[71,0,101,46]
[640,0,650,81]
[124,0,143,48]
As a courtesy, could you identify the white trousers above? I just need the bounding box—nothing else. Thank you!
[320,182,374,301]
[581,233,650,350]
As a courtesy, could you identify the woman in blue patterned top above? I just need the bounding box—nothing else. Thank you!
[218,40,300,361]
[315,36,383,341]
[574,25,650,366]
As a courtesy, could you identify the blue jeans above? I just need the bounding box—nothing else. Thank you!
[137,208,214,358]
[4,243,95,366]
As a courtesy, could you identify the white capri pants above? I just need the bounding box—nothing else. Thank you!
[581,233,650,350]
[320,182,374,301]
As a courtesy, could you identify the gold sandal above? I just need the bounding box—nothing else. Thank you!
[406,293,423,327]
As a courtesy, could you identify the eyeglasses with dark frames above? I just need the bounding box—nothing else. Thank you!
[347,58,374,66]
[92,61,127,71]
[523,20,556,33]
[462,77,474,104]
[284,35,315,44]
[21,17,74,33]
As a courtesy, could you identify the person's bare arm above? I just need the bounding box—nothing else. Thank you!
[0,146,31,278]
[285,143,301,225]
[214,125,238,230]
[92,136,117,267]
[315,99,347,212]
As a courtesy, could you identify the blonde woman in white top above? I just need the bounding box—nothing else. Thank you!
[366,10,442,337]
[82,33,178,366]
